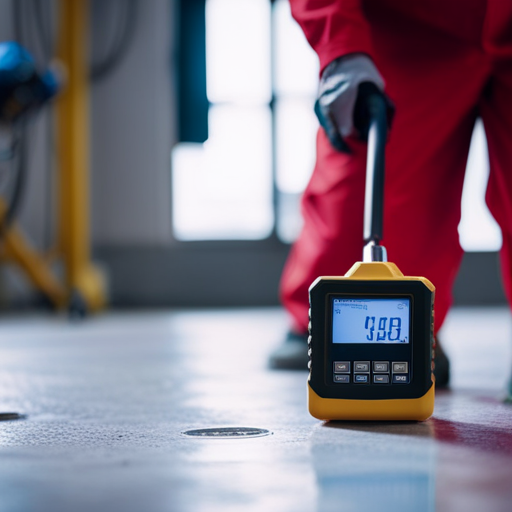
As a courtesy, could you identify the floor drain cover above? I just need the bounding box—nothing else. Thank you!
[0,413,25,421]
[182,427,271,439]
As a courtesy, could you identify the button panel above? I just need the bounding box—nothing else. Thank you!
[333,360,410,385]
[373,361,389,373]
[334,361,350,374]
[392,362,408,374]
[392,374,410,384]
[354,361,370,373]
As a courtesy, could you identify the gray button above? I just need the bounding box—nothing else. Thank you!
[334,374,350,383]
[392,374,410,384]
[373,361,389,373]
[392,362,408,373]
[334,362,350,373]
[354,361,370,373]
[354,374,369,384]
[373,374,390,384]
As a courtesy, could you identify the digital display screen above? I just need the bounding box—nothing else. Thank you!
[332,297,410,344]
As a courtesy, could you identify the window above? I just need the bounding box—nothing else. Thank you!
[458,119,502,252]
[172,0,274,241]
[172,0,317,242]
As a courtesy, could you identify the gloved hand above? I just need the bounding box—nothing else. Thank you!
[314,53,392,152]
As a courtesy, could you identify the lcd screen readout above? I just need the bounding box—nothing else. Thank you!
[332,297,410,344]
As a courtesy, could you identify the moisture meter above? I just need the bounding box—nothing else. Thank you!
[308,93,435,421]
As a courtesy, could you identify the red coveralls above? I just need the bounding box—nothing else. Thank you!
[280,0,512,335]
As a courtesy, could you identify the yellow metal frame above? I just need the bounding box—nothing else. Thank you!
[54,0,106,312]
[0,200,67,309]
[0,0,106,313]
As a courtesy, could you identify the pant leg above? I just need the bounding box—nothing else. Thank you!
[479,61,512,306]
[280,131,368,333]
[280,9,490,334]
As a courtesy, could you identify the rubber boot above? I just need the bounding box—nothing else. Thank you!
[433,339,450,388]
[268,331,309,370]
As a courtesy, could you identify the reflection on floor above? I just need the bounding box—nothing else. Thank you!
[0,306,510,512]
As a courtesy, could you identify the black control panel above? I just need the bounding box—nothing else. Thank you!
[333,360,410,384]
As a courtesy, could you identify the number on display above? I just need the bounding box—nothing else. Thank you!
[365,316,402,342]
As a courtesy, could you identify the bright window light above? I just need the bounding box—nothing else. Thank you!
[274,0,318,96]
[172,106,273,240]
[206,0,271,104]
[275,97,317,241]
[172,0,273,241]
[276,98,317,194]
[458,119,502,252]
[273,0,318,242]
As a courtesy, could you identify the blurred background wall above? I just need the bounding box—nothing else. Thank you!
[0,0,506,309]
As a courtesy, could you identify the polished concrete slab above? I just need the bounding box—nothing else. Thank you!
[0,306,510,511]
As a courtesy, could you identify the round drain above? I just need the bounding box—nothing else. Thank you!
[0,412,25,421]
[182,427,271,439]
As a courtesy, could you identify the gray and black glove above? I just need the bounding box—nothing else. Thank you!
[314,54,393,152]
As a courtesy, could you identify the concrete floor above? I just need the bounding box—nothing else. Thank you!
[0,306,511,512]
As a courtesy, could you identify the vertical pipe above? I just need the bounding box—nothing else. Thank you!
[55,0,106,311]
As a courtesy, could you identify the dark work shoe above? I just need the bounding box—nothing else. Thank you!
[506,381,512,403]
[269,331,309,370]
[434,339,450,388]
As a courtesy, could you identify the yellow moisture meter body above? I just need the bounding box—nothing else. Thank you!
[308,261,435,421]
[308,88,435,421]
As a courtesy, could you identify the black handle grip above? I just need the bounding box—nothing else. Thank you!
[361,90,388,244]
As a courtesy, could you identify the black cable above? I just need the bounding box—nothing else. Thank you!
[5,126,27,229]
[32,0,54,62]
[31,0,56,249]
[42,106,55,250]
[5,0,55,243]
[91,0,138,81]
[13,0,54,66]
[0,133,19,162]
[3,1,33,240]
[13,0,24,44]
[0,124,28,237]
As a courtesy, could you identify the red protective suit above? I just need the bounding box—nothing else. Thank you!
[280,0,512,334]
